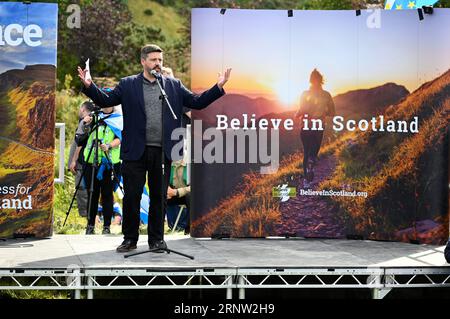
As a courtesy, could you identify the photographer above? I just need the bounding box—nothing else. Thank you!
[74,105,122,234]
[69,101,96,217]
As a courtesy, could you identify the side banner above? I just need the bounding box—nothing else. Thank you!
[0,2,58,238]
[190,8,449,244]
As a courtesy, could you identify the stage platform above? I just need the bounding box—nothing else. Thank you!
[1,235,449,299]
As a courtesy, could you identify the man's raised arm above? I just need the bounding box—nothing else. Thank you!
[181,68,231,109]
[77,66,122,108]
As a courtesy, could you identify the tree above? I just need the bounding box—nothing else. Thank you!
[57,0,164,88]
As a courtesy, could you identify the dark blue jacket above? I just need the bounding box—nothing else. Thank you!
[82,72,225,161]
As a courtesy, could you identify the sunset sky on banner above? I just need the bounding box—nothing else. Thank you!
[192,9,450,107]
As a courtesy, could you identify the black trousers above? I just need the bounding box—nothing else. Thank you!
[300,129,324,176]
[122,146,171,244]
[83,163,115,227]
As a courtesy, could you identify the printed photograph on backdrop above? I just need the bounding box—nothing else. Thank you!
[190,8,449,244]
[0,2,58,237]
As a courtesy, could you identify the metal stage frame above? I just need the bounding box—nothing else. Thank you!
[1,235,449,299]
[1,266,450,299]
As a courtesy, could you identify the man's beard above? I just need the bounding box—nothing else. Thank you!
[146,66,161,75]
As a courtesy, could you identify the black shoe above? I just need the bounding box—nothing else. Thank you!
[85,225,95,235]
[102,226,111,235]
[116,240,137,253]
[148,240,167,253]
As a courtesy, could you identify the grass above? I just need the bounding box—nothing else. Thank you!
[0,94,18,139]
[0,287,71,300]
[193,152,303,237]
[339,132,404,180]
[127,0,184,45]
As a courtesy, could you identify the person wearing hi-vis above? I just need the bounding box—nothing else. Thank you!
[78,44,231,253]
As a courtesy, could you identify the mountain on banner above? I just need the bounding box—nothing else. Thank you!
[190,82,412,219]
[0,64,56,238]
[193,94,281,127]
[0,65,56,92]
[256,83,410,157]
[194,83,409,129]
[191,69,449,244]
[333,83,409,119]
[0,64,56,150]
[324,69,449,244]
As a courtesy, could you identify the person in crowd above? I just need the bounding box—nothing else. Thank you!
[98,200,123,227]
[166,160,191,234]
[69,101,95,217]
[72,105,122,234]
[161,66,174,78]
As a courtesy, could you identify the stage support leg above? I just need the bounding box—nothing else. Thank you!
[199,276,203,299]
[73,268,81,300]
[226,276,233,299]
[371,274,392,299]
[87,276,94,299]
[238,276,245,300]
[372,288,392,299]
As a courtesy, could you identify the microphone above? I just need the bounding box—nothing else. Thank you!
[150,69,161,78]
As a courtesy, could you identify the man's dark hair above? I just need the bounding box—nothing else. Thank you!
[81,101,95,112]
[141,44,163,60]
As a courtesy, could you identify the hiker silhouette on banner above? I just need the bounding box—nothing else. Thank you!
[295,69,335,188]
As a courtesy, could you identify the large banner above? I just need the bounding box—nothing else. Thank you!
[190,8,449,244]
[0,2,57,238]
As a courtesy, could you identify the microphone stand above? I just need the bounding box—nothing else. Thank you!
[125,72,194,260]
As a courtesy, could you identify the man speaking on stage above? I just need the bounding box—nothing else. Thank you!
[78,44,231,253]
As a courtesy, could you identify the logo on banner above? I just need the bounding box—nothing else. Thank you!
[272,184,296,202]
